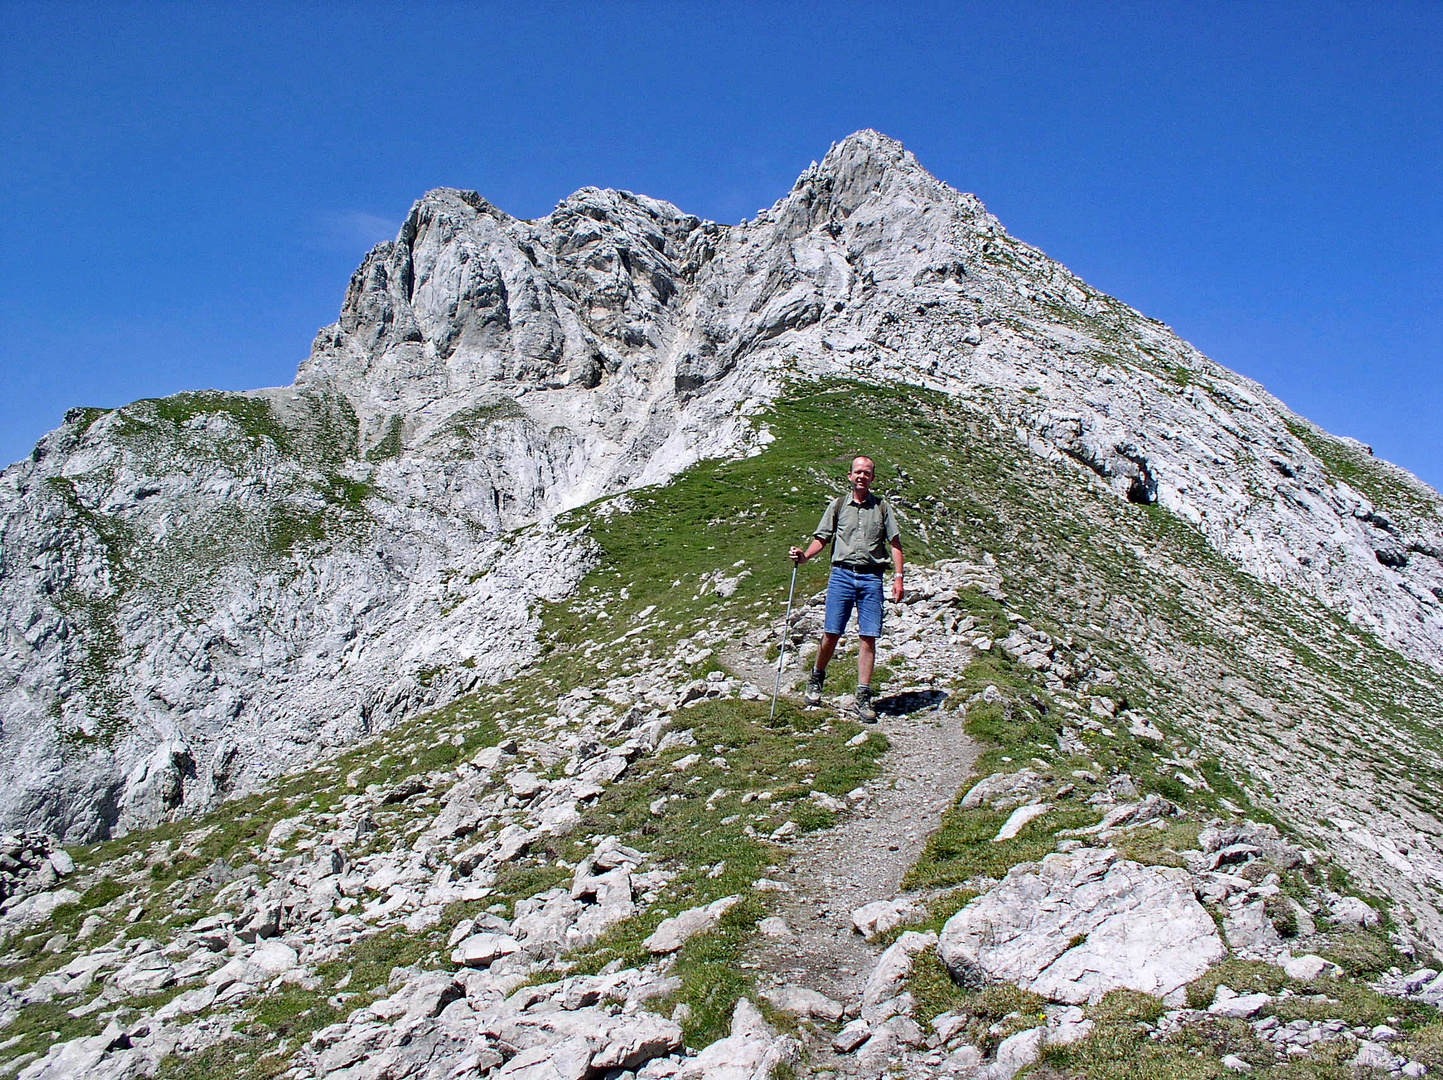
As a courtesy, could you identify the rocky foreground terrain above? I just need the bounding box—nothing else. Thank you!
[0,131,1442,1078]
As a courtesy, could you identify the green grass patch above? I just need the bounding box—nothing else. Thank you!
[1037,1010,1369,1079]
[154,1033,285,1080]
[1266,977,1419,1028]
[491,863,574,914]
[1399,1020,1443,1073]
[1084,988,1168,1025]
[1318,930,1394,977]
[558,696,886,981]
[666,895,767,1047]
[63,405,114,436]
[907,971,1047,1053]
[1111,820,1201,868]
[1185,959,1290,1009]
[367,416,405,461]
[1285,419,1441,525]
[903,802,1099,891]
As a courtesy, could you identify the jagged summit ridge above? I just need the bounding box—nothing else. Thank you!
[293,129,994,514]
[0,130,1440,848]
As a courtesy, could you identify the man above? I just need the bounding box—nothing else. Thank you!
[789,455,904,722]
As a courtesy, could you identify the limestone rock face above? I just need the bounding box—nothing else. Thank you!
[937,847,1225,1004]
[1,129,1440,840]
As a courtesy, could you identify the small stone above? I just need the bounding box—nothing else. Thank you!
[995,1026,1044,1072]
[1353,1041,1400,1070]
[645,895,741,953]
[507,771,545,799]
[992,803,1051,842]
[249,940,299,975]
[1330,896,1379,929]
[931,1012,967,1042]
[1209,992,1271,1018]
[880,1014,927,1048]
[833,1019,871,1052]
[760,985,844,1022]
[450,932,521,967]
[1282,954,1335,980]
[851,898,921,940]
[946,1045,983,1070]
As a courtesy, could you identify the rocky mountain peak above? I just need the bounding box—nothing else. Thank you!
[2,131,1443,1080]
[812,128,940,203]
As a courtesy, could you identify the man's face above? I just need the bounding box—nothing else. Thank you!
[850,458,875,494]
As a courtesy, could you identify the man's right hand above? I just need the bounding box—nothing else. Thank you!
[789,546,806,564]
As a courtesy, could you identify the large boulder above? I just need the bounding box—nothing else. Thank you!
[938,847,1223,1004]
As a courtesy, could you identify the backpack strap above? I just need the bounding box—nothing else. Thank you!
[824,494,846,558]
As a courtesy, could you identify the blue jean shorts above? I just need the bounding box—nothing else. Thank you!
[823,565,885,637]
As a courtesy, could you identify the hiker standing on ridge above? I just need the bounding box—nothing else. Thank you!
[789,455,904,723]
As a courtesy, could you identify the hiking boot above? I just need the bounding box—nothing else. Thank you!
[856,685,878,723]
[804,668,825,706]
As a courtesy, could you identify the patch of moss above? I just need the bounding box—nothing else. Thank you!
[1266,976,1417,1028]
[666,895,766,1047]
[1398,1020,1443,1073]
[916,977,1048,1055]
[1111,820,1201,868]
[491,864,574,914]
[367,416,405,461]
[154,1033,283,1080]
[1263,891,1298,937]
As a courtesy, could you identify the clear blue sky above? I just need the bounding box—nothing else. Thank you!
[2,1,1439,490]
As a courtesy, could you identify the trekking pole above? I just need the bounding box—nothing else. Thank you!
[770,560,800,720]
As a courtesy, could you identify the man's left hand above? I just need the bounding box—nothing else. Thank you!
[892,577,904,602]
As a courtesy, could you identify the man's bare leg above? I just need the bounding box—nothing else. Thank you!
[814,631,841,672]
[858,635,876,686]
[805,632,842,705]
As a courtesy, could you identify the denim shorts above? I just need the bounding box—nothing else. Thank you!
[823,565,885,637]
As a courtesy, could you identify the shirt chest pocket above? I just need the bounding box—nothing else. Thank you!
[848,506,882,546]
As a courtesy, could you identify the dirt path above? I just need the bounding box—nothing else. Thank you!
[746,689,977,1004]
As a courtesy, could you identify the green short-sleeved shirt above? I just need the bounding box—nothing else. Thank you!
[814,493,901,571]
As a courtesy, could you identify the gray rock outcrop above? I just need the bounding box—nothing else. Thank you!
[937,847,1225,1003]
